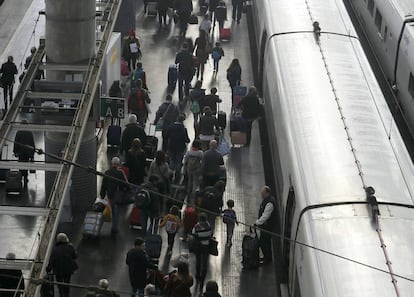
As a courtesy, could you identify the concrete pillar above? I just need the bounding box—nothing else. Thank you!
[45,0,97,214]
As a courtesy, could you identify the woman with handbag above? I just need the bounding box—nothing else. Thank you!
[192,212,213,291]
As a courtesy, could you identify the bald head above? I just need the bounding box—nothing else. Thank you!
[209,140,218,150]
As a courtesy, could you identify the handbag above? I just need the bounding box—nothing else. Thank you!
[189,13,199,25]
[156,103,172,131]
[209,237,219,256]
[103,203,112,222]
[188,235,202,254]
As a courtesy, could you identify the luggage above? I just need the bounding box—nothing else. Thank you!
[147,1,157,16]
[144,136,158,160]
[220,28,232,41]
[183,207,198,233]
[242,228,260,269]
[217,111,227,129]
[130,206,142,229]
[167,64,178,93]
[230,131,247,145]
[40,273,55,297]
[107,118,121,146]
[6,170,22,194]
[135,189,151,209]
[189,14,199,24]
[230,111,247,132]
[146,219,163,259]
[83,211,104,237]
[232,85,247,108]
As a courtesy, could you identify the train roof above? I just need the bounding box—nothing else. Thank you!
[388,0,414,18]
[263,0,414,206]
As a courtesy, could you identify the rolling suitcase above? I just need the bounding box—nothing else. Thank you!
[217,111,227,129]
[83,211,104,237]
[144,124,158,161]
[147,1,157,16]
[189,14,199,25]
[107,118,121,146]
[145,218,162,260]
[6,170,22,194]
[167,64,178,93]
[232,85,247,108]
[230,131,247,145]
[130,206,142,229]
[219,28,232,41]
[242,228,260,269]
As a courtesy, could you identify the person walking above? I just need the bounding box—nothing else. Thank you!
[215,1,227,29]
[198,107,219,150]
[24,46,44,80]
[165,114,190,183]
[157,0,169,28]
[174,0,193,37]
[120,114,147,158]
[175,43,195,102]
[201,87,222,114]
[0,56,18,112]
[192,213,212,291]
[46,233,78,297]
[190,80,205,124]
[199,14,212,35]
[211,42,224,73]
[200,181,224,233]
[231,0,243,24]
[100,157,129,234]
[148,150,171,194]
[108,80,123,98]
[126,138,147,186]
[165,262,193,297]
[128,79,151,125]
[194,30,209,81]
[122,29,141,71]
[13,119,35,186]
[255,186,276,265]
[202,280,222,297]
[202,140,224,188]
[126,237,158,297]
[208,0,219,22]
[159,205,181,256]
[226,58,242,98]
[154,95,179,152]
[222,199,238,247]
[131,62,148,91]
[183,140,203,194]
[237,86,262,145]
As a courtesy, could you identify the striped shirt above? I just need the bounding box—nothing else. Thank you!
[192,221,212,245]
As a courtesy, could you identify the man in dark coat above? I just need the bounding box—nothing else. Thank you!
[120,114,147,157]
[126,237,158,297]
[0,56,18,111]
[175,43,195,101]
[174,0,193,37]
[13,119,35,186]
[154,95,179,152]
[46,233,78,297]
[202,140,224,188]
[231,0,243,23]
[237,86,262,145]
[255,186,276,265]
[165,114,190,183]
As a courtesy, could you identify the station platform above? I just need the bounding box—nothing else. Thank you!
[0,1,279,296]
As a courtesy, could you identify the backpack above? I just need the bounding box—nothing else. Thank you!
[135,189,150,209]
[223,209,236,224]
[212,49,221,60]
[165,217,178,234]
[186,155,202,172]
[131,68,144,89]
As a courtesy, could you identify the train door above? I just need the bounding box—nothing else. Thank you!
[281,186,296,283]
[258,31,267,96]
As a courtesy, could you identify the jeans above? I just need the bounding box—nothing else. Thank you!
[178,72,192,101]
[226,223,235,245]
[168,151,184,181]
[259,230,272,261]
[158,9,167,26]
[213,59,219,71]
[3,83,13,111]
[55,274,72,297]
[196,246,209,283]
[131,286,145,297]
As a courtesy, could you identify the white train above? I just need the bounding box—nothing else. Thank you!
[251,0,414,296]
[346,0,414,133]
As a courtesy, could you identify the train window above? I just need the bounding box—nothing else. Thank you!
[367,0,374,16]
[409,73,414,99]
[384,26,388,42]
[375,9,382,32]
[283,187,296,272]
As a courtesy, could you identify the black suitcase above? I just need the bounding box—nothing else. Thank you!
[167,64,178,93]
[144,135,158,160]
[6,170,23,193]
[107,118,121,146]
[217,111,227,129]
[242,228,260,269]
[145,219,162,260]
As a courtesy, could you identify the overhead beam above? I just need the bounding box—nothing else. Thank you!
[26,92,82,100]
[0,206,49,216]
[10,123,72,133]
[0,161,61,171]
[38,64,89,72]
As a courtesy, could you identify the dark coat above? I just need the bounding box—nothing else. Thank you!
[166,274,194,297]
[238,95,262,120]
[120,123,147,155]
[166,122,190,153]
[0,61,18,85]
[13,130,35,161]
[126,150,146,185]
[174,0,193,12]
[226,64,241,87]
[200,94,222,113]
[126,248,157,289]
[154,102,179,132]
[202,149,224,176]
[100,166,128,199]
[203,292,222,297]
[199,115,218,136]
[208,0,219,11]
[157,0,169,10]
[175,49,195,76]
[46,242,78,276]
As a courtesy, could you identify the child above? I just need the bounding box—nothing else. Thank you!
[211,42,225,72]
[160,206,181,255]
[222,199,238,248]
